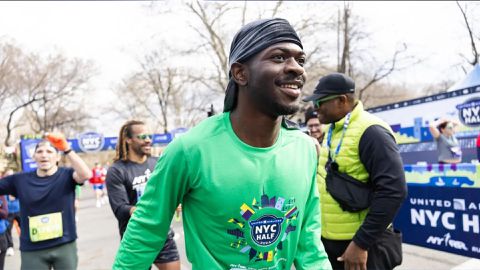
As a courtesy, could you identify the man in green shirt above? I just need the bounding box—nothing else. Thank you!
[113,18,332,270]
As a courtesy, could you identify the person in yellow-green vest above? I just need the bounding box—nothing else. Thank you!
[303,73,407,270]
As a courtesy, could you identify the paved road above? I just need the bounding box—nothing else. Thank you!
[4,186,479,269]
[4,186,189,270]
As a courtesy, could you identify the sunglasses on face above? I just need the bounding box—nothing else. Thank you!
[314,94,342,109]
[135,134,153,140]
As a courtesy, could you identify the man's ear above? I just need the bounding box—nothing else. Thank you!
[125,138,132,146]
[338,94,348,105]
[231,62,248,86]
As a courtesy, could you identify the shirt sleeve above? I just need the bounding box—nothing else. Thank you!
[353,125,408,250]
[112,138,190,269]
[0,174,16,196]
[106,166,132,223]
[294,143,332,270]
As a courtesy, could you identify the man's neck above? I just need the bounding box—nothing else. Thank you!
[229,109,282,148]
[36,166,58,177]
[127,152,148,164]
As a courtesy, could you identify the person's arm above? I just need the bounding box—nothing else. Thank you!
[353,125,407,248]
[428,118,445,139]
[294,148,332,270]
[113,138,191,269]
[0,196,8,219]
[0,174,15,197]
[45,132,92,183]
[66,151,93,184]
[105,166,135,222]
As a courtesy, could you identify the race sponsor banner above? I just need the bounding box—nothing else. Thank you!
[20,132,176,172]
[368,86,480,163]
[19,139,42,172]
[394,163,480,258]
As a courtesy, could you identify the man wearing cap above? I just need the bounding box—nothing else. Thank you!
[112,18,331,270]
[303,73,407,270]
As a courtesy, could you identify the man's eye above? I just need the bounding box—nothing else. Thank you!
[297,58,306,67]
[272,55,285,61]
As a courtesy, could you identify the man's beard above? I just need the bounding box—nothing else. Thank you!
[132,145,151,157]
[270,101,300,117]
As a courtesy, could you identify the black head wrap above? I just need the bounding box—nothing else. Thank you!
[223,18,303,112]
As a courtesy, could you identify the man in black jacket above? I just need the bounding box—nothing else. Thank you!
[303,73,407,270]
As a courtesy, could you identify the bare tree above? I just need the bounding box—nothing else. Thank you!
[0,42,95,145]
[456,1,479,67]
[0,41,20,111]
[184,1,331,110]
[184,0,233,94]
[110,49,212,133]
[24,54,95,134]
[109,76,151,122]
[1,42,49,145]
[332,2,420,104]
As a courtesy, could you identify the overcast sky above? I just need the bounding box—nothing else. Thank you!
[0,1,478,135]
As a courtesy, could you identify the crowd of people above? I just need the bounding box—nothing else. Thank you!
[1,16,477,270]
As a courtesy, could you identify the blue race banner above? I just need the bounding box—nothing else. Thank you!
[394,163,480,258]
[20,131,176,171]
[19,139,41,172]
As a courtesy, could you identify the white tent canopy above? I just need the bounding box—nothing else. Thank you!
[447,64,480,91]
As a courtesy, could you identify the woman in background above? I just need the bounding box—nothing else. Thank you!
[429,118,462,164]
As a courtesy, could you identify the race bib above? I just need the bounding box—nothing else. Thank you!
[450,146,462,159]
[29,212,63,242]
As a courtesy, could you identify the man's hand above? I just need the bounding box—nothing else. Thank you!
[129,206,137,216]
[337,241,368,270]
[45,132,70,151]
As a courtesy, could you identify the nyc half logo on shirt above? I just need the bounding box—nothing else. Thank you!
[227,193,298,264]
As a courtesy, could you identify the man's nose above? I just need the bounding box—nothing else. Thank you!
[285,57,305,77]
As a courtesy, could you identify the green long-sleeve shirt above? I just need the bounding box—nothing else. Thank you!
[113,112,331,270]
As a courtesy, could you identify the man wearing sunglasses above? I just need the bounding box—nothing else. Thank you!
[303,73,407,270]
[106,120,180,270]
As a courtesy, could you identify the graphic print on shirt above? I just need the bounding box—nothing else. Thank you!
[132,168,152,200]
[227,193,298,264]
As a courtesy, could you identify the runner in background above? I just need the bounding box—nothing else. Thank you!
[106,120,180,270]
[2,169,20,257]
[0,133,92,270]
[89,162,107,208]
